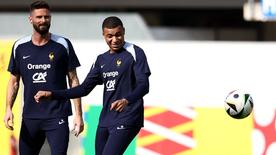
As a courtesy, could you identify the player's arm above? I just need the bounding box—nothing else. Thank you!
[34,75,95,101]
[35,60,103,101]
[124,75,150,103]
[110,76,150,112]
[67,69,84,137]
[125,49,151,103]
[4,74,20,130]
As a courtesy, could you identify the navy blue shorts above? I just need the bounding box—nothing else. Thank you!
[95,125,141,155]
[19,117,69,155]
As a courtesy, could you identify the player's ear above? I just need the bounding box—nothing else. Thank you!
[29,16,33,24]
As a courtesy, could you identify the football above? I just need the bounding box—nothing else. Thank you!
[224,90,253,119]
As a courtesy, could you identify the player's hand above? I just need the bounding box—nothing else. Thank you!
[72,114,84,137]
[4,109,14,130]
[34,91,52,103]
[110,98,129,112]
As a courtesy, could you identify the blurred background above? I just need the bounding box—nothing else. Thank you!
[1,0,276,155]
[1,0,276,41]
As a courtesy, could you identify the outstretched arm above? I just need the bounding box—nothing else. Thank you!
[34,60,103,102]
[34,79,94,102]
[4,74,20,130]
[34,74,96,102]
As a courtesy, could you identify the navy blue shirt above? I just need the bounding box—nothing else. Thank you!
[53,42,151,127]
[8,34,80,119]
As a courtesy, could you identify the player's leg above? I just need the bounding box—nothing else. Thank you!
[102,125,141,155]
[44,117,69,155]
[19,118,46,155]
[95,126,109,155]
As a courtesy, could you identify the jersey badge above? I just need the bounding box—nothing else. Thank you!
[116,59,122,67]
[49,52,54,62]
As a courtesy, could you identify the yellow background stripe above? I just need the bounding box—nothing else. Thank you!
[144,107,167,118]
[0,40,21,155]
[193,108,253,155]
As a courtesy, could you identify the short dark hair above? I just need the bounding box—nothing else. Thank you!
[30,1,50,12]
[102,16,124,30]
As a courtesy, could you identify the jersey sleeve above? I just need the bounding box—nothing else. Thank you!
[52,55,103,99]
[66,39,80,71]
[7,43,20,75]
[124,47,151,103]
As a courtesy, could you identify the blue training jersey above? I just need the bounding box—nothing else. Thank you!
[8,34,80,119]
[53,42,151,127]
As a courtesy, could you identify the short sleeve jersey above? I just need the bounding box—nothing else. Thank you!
[8,34,80,119]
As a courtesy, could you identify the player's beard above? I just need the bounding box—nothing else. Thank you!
[33,23,50,35]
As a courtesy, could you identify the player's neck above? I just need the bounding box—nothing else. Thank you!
[32,32,51,46]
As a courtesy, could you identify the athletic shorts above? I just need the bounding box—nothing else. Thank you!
[19,117,69,155]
